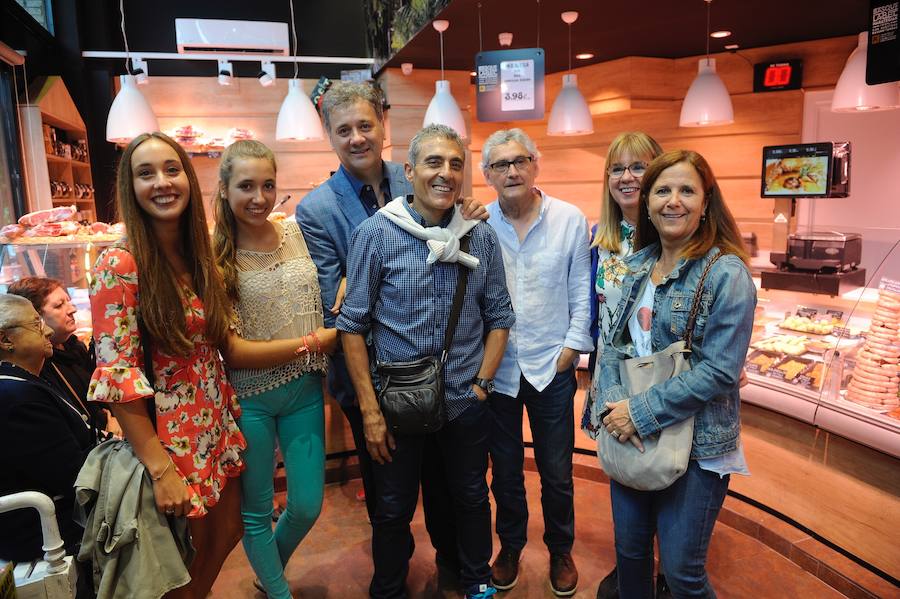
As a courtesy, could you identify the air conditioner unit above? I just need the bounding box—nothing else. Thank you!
[175,18,289,55]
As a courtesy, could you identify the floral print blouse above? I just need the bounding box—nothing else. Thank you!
[88,246,246,517]
[581,220,635,439]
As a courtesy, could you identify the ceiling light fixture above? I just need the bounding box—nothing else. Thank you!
[106,0,158,143]
[575,53,594,60]
[831,32,900,112]
[217,59,233,85]
[679,0,734,127]
[547,11,593,136]
[401,62,413,75]
[724,44,739,51]
[710,30,731,38]
[275,0,324,141]
[258,60,276,87]
[498,32,513,47]
[423,19,467,139]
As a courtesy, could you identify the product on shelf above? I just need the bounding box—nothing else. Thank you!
[0,223,25,241]
[775,357,813,381]
[21,221,80,238]
[805,362,825,389]
[18,205,77,227]
[779,314,841,335]
[846,287,900,409]
[753,334,809,355]
[746,350,779,374]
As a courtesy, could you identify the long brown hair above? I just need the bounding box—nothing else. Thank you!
[635,150,749,266]
[116,132,231,356]
[212,140,278,301]
[592,132,664,253]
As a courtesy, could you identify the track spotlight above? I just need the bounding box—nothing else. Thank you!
[258,60,276,87]
[132,57,148,85]
[218,59,233,86]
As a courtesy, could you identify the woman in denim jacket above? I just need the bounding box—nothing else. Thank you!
[596,150,756,598]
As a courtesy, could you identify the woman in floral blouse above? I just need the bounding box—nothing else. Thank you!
[582,132,664,439]
[582,133,664,598]
[89,132,310,598]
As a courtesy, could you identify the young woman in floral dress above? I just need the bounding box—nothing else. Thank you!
[89,132,311,598]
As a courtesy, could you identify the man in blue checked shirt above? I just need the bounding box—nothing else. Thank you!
[337,124,514,599]
[482,129,593,597]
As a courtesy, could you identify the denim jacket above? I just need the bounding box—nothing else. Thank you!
[597,243,757,459]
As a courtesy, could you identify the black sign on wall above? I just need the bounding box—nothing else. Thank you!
[753,60,803,92]
[867,0,900,84]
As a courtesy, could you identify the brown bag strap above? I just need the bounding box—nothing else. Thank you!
[683,251,725,349]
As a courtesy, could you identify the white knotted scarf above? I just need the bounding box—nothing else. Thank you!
[380,197,480,269]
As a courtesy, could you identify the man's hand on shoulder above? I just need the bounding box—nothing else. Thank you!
[458,196,489,221]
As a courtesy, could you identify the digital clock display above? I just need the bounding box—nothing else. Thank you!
[753,60,803,92]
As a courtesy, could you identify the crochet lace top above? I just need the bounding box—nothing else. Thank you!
[228,220,327,397]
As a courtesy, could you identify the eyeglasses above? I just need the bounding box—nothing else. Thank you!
[608,162,648,179]
[488,155,533,174]
[6,317,46,334]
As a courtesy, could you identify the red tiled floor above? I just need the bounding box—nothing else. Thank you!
[210,472,881,598]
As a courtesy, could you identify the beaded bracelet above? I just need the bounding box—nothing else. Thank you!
[310,330,322,354]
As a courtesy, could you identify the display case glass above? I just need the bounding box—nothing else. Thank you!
[0,239,115,340]
[746,243,900,457]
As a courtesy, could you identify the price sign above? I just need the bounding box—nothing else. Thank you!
[476,48,545,122]
[500,60,535,111]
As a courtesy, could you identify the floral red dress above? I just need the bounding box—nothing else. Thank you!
[88,246,245,517]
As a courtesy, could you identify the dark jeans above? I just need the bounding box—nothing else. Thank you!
[369,401,492,599]
[488,367,577,555]
[333,356,457,566]
[610,460,730,599]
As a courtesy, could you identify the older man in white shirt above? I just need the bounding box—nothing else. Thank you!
[482,128,593,597]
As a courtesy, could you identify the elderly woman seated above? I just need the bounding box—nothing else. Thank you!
[8,276,119,436]
[0,293,94,562]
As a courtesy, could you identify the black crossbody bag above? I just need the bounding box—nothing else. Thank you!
[375,236,470,435]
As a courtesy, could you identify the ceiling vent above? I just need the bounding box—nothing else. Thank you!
[175,18,289,55]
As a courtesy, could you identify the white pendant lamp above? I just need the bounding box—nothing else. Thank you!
[106,74,159,144]
[679,0,734,127]
[277,79,324,141]
[106,1,159,143]
[831,32,900,112]
[276,0,324,141]
[422,19,468,139]
[547,11,593,136]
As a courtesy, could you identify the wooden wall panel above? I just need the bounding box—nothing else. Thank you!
[383,35,856,254]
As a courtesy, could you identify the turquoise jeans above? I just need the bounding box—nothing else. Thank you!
[237,374,325,599]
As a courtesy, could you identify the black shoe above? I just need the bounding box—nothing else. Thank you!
[596,567,618,599]
[655,572,672,599]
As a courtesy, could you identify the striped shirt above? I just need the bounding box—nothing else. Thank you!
[336,198,515,421]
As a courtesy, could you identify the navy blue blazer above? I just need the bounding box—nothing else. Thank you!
[296,161,411,329]
[296,161,411,407]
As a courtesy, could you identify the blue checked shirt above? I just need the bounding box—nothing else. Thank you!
[487,191,594,396]
[336,197,515,421]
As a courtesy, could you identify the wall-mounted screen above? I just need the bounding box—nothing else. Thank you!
[761,142,850,198]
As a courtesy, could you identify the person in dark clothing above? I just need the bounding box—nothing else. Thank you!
[8,276,118,435]
[0,293,94,562]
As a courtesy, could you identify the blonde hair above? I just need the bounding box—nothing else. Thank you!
[592,132,664,253]
[212,140,278,301]
[115,132,232,356]
[635,150,749,266]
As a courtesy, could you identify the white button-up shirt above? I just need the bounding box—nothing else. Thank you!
[487,190,593,396]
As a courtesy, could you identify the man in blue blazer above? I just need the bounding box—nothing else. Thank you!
[296,81,485,582]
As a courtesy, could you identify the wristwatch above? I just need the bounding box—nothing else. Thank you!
[474,377,495,394]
